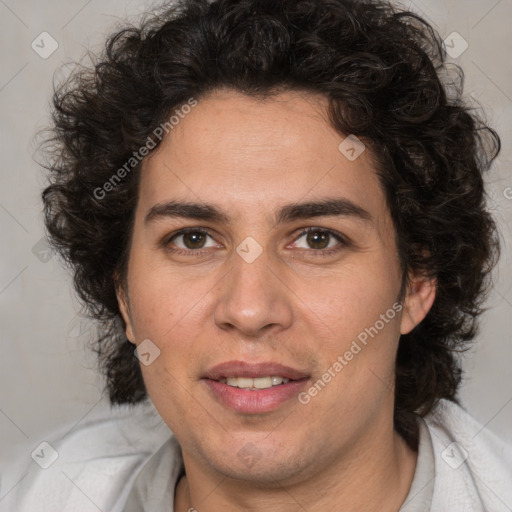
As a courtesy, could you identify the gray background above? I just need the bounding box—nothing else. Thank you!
[1,0,511,500]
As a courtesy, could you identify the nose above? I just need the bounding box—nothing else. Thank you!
[213,246,294,338]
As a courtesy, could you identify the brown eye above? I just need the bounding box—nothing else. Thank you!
[291,228,348,256]
[306,230,331,250]
[181,231,207,249]
[167,229,218,251]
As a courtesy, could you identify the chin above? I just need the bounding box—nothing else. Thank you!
[197,439,314,485]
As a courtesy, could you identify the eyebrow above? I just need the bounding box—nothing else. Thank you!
[144,197,372,227]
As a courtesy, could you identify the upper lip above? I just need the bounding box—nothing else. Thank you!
[203,360,310,381]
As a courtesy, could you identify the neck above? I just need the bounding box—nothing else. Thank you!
[174,418,418,512]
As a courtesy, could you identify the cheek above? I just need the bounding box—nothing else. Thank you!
[126,268,207,422]
[127,254,215,341]
[297,259,403,405]
[304,258,402,342]
[298,273,401,421]
[139,359,207,441]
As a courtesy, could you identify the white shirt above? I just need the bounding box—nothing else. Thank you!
[3,399,512,511]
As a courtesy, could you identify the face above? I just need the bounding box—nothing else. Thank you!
[117,89,435,485]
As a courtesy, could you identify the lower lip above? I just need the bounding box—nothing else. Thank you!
[203,378,309,414]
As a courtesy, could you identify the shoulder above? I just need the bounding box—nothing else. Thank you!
[2,400,172,512]
[423,398,512,511]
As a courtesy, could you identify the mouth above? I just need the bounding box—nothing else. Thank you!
[202,360,310,414]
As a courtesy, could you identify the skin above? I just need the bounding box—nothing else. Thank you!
[117,89,436,512]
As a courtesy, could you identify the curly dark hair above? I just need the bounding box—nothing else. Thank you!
[40,0,500,442]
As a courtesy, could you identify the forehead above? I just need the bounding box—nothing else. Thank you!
[139,89,388,226]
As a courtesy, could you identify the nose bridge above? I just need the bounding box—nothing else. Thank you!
[213,240,293,335]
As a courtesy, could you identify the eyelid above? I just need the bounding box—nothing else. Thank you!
[289,226,349,251]
[163,226,350,256]
[164,227,221,251]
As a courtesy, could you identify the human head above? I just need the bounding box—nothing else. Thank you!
[41,0,500,446]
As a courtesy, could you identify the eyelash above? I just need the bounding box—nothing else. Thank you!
[163,226,349,258]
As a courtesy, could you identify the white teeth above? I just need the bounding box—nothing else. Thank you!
[254,377,273,389]
[236,377,253,388]
[219,376,290,390]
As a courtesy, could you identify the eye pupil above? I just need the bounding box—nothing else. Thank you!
[183,232,206,249]
[307,231,329,249]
